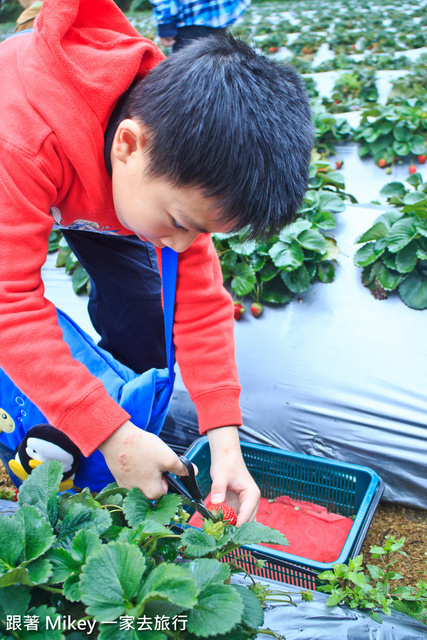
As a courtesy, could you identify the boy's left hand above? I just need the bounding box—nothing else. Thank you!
[207,426,260,526]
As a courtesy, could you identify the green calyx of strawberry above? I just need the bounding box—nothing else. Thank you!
[202,518,226,540]
[205,499,238,525]
[233,301,245,320]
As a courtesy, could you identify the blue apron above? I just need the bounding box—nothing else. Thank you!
[0,246,178,492]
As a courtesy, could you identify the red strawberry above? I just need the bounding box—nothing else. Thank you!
[269,46,279,53]
[378,158,387,168]
[417,155,427,164]
[206,499,237,525]
[409,164,417,174]
[335,160,343,169]
[250,302,263,318]
[233,302,245,320]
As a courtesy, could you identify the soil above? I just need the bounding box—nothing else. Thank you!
[1,459,426,587]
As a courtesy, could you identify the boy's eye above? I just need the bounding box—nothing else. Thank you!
[172,218,188,232]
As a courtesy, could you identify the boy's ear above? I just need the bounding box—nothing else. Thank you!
[111,119,148,163]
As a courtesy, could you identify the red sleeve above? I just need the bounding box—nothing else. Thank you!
[0,135,130,457]
[157,235,242,432]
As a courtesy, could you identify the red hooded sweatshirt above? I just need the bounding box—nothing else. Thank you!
[0,0,242,457]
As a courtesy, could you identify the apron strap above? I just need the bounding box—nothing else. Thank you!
[161,247,178,389]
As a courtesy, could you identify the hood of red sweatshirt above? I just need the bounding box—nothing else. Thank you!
[8,0,164,227]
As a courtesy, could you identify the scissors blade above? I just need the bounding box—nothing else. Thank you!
[162,456,215,521]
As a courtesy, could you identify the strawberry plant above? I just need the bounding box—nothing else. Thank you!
[354,173,427,309]
[354,99,427,166]
[312,101,354,157]
[389,56,427,101]
[213,157,355,307]
[323,69,378,113]
[317,536,427,624]
[0,460,311,639]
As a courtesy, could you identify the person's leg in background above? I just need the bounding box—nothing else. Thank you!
[61,231,167,374]
[172,25,226,52]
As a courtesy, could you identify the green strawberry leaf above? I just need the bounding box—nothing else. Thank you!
[387,218,418,252]
[98,624,167,640]
[123,487,152,526]
[48,547,80,584]
[26,556,52,585]
[72,264,90,295]
[231,522,288,546]
[136,562,198,609]
[17,459,63,528]
[318,261,336,283]
[14,505,55,564]
[232,584,264,630]
[317,192,346,214]
[377,266,405,291]
[186,583,244,638]
[228,237,258,256]
[182,558,230,591]
[297,229,327,253]
[179,528,217,558]
[398,270,427,309]
[79,541,147,620]
[355,222,389,244]
[395,241,418,273]
[311,210,337,230]
[0,585,31,620]
[258,261,279,282]
[278,218,312,243]
[260,277,294,304]
[354,242,385,267]
[282,264,311,293]
[380,182,407,198]
[0,517,24,573]
[57,502,112,542]
[230,262,256,296]
[269,239,304,270]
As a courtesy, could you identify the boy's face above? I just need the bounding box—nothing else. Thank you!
[111,120,231,253]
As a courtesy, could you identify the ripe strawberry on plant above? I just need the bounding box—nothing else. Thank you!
[233,301,245,320]
[417,155,426,164]
[378,158,387,168]
[409,164,417,174]
[250,302,263,318]
[335,160,343,169]
[205,499,237,525]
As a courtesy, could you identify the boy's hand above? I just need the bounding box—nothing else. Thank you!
[207,426,260,526]
[98,420,187,499]
[159,37,176,48]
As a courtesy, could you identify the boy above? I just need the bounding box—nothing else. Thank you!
[0,0,313,524]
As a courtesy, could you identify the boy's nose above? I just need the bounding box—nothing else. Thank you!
[161,231,200,253]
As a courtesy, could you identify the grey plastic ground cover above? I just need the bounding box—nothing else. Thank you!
[228,575,427,639]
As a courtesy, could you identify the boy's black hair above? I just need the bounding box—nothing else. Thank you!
[124,33,314,239]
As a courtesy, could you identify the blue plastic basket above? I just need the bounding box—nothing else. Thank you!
[184,437,384,589]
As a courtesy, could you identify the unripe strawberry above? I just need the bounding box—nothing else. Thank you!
[378,158,387,168]
[417,154,427,164]
[233,302,245,320]
[409,164,417,174]
[385,167,392,174]
[250,302,263,318]
[205,499,237,525]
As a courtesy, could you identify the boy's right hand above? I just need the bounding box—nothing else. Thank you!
[98,420,187,499]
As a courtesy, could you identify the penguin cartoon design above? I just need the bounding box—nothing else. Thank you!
[0,409,15,433]
[9,424,81,492]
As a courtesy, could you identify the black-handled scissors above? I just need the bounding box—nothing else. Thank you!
[163,455,215,521]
